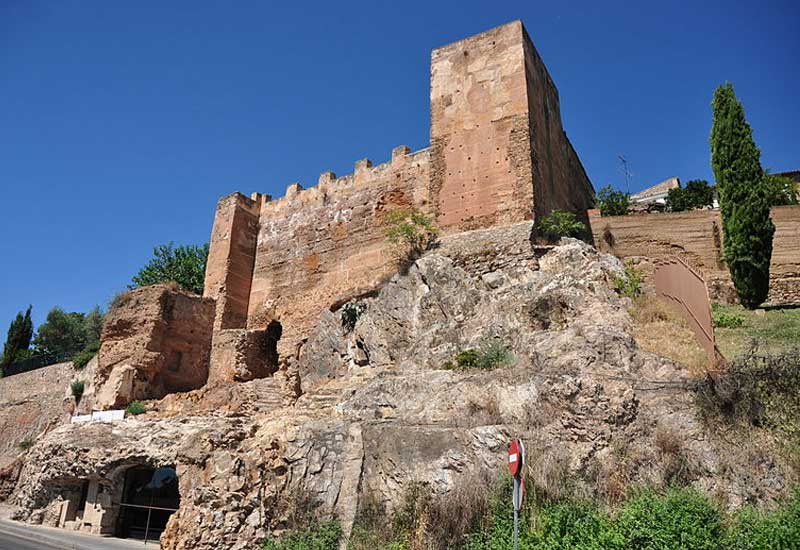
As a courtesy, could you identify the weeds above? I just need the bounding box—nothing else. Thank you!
[340,302,366,333]
[17,438,34,451]
[384,208,439,259]
[126,400,146,415]
[713,311,744,329]
[536,210,587,241]
[70,379,85,401]
[612,261,643,299]
[443,340,514,371]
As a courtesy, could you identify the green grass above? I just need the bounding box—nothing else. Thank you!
[712,304,800,358]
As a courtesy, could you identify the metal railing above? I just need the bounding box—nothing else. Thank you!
[118,502,179,545]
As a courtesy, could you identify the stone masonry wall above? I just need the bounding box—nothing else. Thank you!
[587,205,800,305]
[247,148,431,353]
[429,21,533,232]
[0,362,74,469]
[522,27,594,219]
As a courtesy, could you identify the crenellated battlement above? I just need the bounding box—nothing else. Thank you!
[257,146,431,216]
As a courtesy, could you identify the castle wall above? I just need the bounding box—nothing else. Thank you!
[522,28,594,218]
[587,206,800,305]
[429,21,534,232]
[203,193,262,330]
[246,148,431,352]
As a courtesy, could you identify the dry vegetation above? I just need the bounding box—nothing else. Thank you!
[631,294,709,376]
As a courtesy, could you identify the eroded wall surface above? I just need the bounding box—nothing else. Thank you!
[247,149,431,352]
[0,362,73,468]
[588,206,800,305]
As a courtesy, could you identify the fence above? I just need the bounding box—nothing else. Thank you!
[1,352,73,377]
[653,256,723,366]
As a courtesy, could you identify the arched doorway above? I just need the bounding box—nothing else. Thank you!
[116,466,180,542]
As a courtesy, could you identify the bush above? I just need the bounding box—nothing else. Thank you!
[384,208,439,258]
[764,171,799,207]
[724,489,800,550]
[537,210,587,241]
[18,438,34,451]
[70,379,85,401]
[261,520,341,550]
[713,311,744,328]
[443,340,514,371]
[597,185,630,217]
[615,488,723,550]
[340,302,366,333]
[612,261,643,299]
[126,400,146,416]
[72,340,101,369]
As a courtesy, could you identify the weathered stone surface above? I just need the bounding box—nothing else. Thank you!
[92,284,215,410]
[208,326,281,385]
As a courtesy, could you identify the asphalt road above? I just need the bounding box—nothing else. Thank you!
[0,519,157,550]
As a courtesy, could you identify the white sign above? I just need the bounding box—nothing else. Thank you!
[70,409,125,424]
[71,414,92,424]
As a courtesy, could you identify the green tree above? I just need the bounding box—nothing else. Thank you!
[596,185,630,217]
[82,306,105,344]
[131,242,209,295]
[33,307,87,357]
[1,306,34,367]
[763,171,799,206]
[537,210,587,240]
[710,83,774,309]
[666,180,715,212]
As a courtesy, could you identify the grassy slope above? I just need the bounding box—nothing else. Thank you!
[713,304,800,358]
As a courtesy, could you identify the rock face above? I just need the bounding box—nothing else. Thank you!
[9,224,797,549]
[92,284,215,410]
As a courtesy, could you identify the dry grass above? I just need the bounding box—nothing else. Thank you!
[631,295,709,376]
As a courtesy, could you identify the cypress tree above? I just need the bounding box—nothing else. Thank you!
[1,305,34,367]
[710,83,774,309]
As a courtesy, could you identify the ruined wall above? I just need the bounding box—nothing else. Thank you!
[588,206,800,305]
[94,284,215,409]
[203,192,263,330]
[247,148,431,352]
[429,21,533,231]
[0,362,73,469]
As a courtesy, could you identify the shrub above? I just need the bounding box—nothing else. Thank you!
[261,520,341,550]
[612,261,643,299]
[340,302,365,333]
[724,489,800,550]
[18,438,34,451]
[537,210,587,241]
[615,488,723,550]
[763,170,799,206]
[70,379,85,401]
[72,340,101,369]
[384,208,439,258]
[597,185,630,217]
[666,180,715,212]
[713,311,744,328]
[126,400,146,415]
[444,340,514,371]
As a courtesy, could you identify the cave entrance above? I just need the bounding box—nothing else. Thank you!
[116,466,180,543]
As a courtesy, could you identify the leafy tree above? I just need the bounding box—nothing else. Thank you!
[1,306,34,367]
[763,171,799,206]
[596,185,630,217]
[537,210,587,240]
[82,306,105,344]
[666,180,715,212]
[710,83,774,309]
[33,307,87,357]
[131,242,210,295]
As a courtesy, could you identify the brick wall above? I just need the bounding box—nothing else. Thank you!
[587,205,800,305]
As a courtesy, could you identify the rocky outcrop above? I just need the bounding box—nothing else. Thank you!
[9,224,797,549]
[92,284,215,410]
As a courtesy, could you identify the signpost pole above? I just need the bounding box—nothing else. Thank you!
[508,438,524,550]
[512,477,519,550]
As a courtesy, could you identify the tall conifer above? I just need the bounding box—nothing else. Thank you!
[710,83,774,309]
[1,305,34,367]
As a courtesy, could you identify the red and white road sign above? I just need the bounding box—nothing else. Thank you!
[507,438,524,477]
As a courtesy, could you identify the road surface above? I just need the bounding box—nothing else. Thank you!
[0,518,158,549]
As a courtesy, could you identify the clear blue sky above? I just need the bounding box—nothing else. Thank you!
[1,0,798,329]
